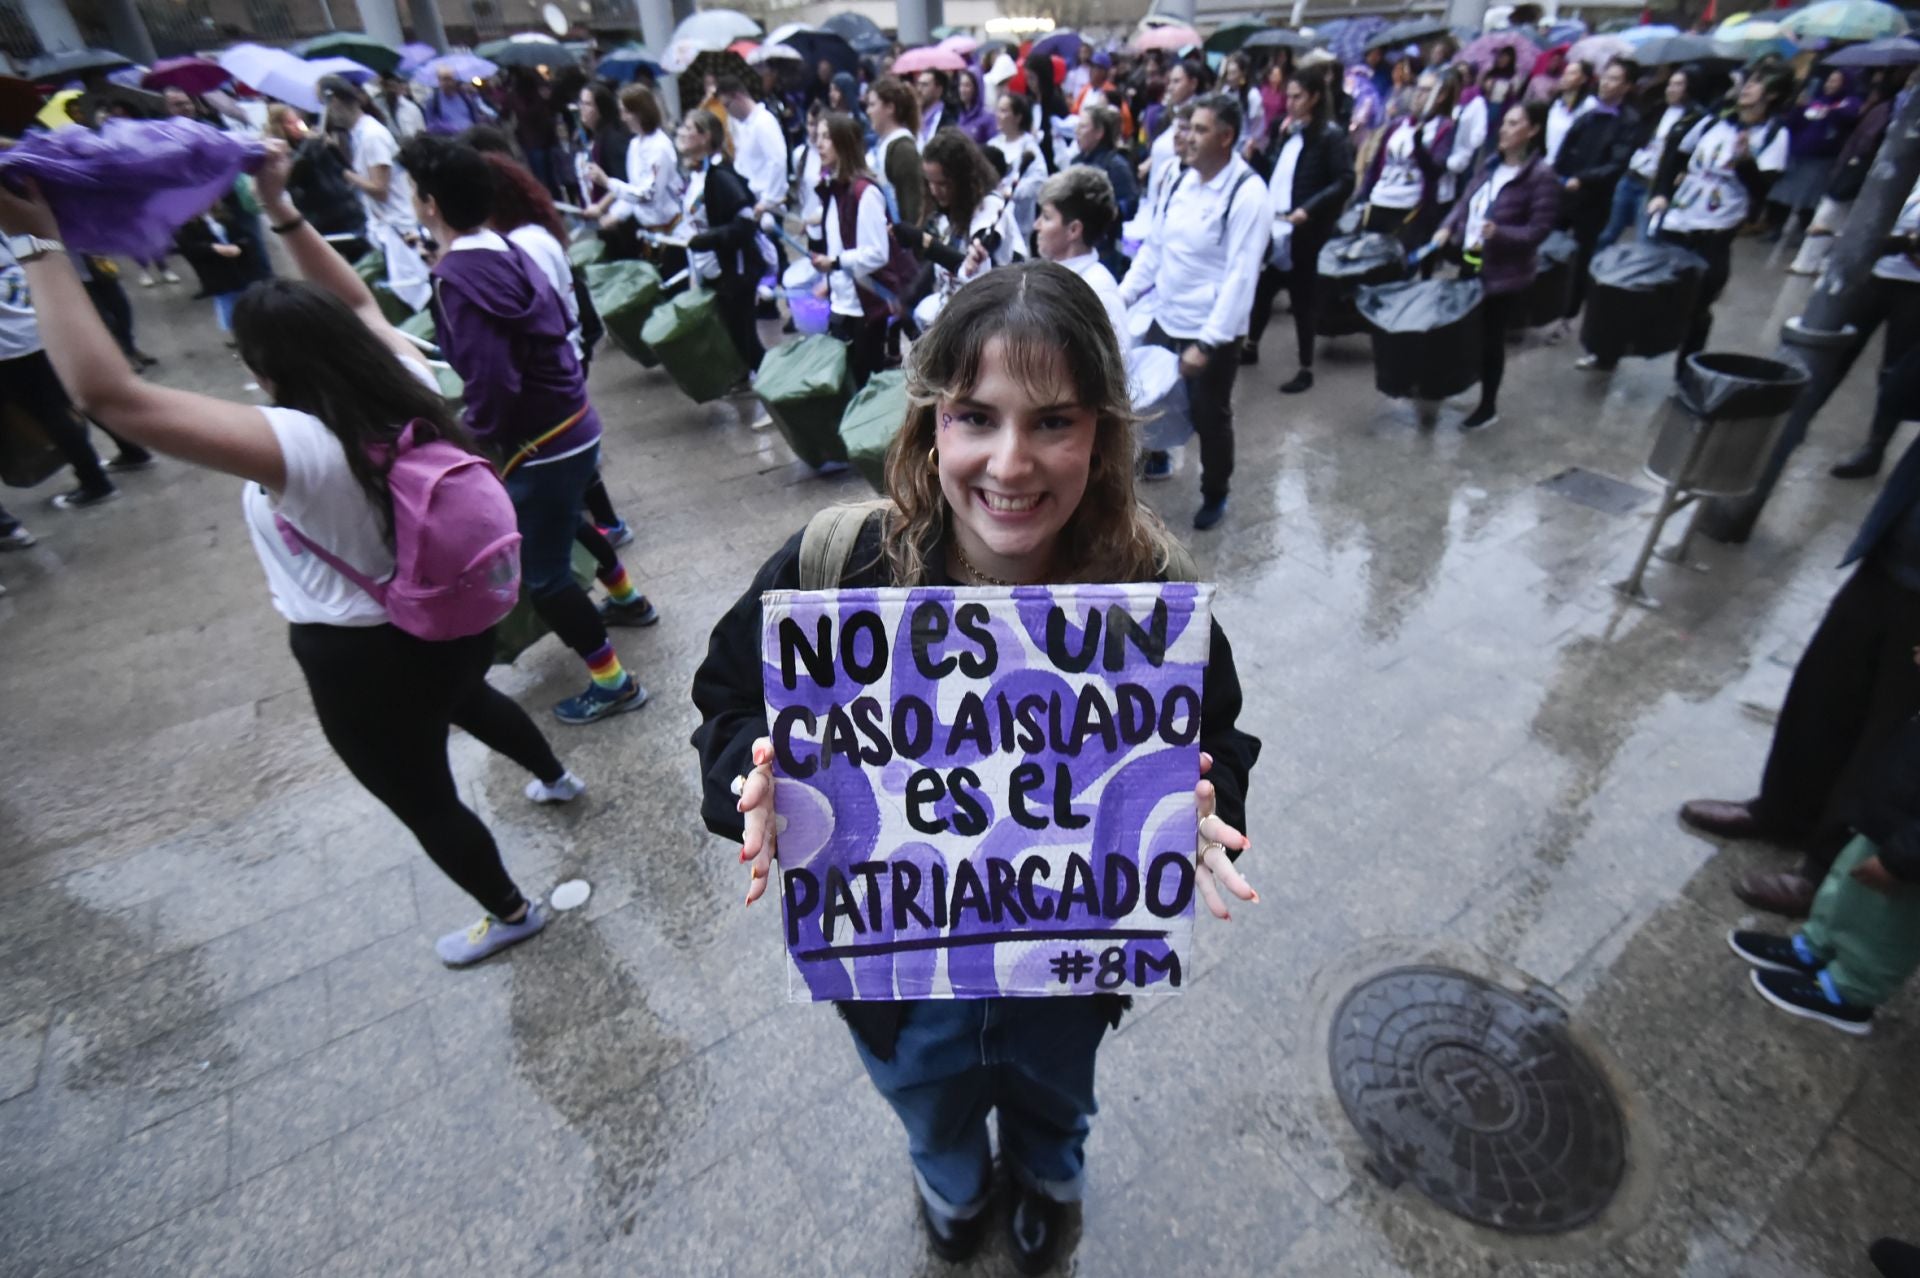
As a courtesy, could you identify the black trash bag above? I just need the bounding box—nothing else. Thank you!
[1359,277,1485,401]
[1676,351,1809,418]
[1522,229,1580,328]
[1578,241,1708,363]
[1318,232,1409,337]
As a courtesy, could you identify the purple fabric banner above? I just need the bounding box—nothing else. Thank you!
[761,583,1212,1002]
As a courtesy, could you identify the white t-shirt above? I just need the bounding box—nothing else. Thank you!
[1630,105,1686,181]
[1663,115,1790,234]
[1465,163,1521,251]
[1371,120,1428,210]
[243,407,398,627]
[351,113,416,232]
[733,103,790,206]
[1060,250,1128,346]
[1874,175,1920,283]
[506,223,582,358]
[0,244,43,360]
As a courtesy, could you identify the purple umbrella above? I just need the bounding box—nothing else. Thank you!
[143,56,232,96]
[397,42,437,74]
[1323,17,1389,64]
[411,53,497,85]
[1459,29,1541,72]
[1031,30,1084,63]
[306,56,377,84]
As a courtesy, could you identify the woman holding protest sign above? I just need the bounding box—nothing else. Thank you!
[691,261,1261,1273]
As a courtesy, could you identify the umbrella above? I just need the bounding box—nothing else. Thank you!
[670,9,761,52]
[24,48,131,83]
[475,35,578,69]
[411,52,497,85]
[726,38,759,57]
[1633,34,1743,64]
[1322,17,1388,63]
[32,87,80,131]
[1567,34,1633,66]
[1616,23,1683,43]
[217,43,325,111]
[1366,18,1454,52]
[1132,25,1203,53]
[676,49,752,107]
[1032,30,1085,62]
[397,42,437,74]
[1245,28,1322,52]
[306,56,376,84]
[890,46,969,74]
[1825,34,1920,63]
[300,32,402,75]
[746,43,801,66]
[143,56,230,96]
[1782,0,1909,40]
[938,34,980,55]
[1544,19,1590,45]
[597,44,664,82]
[1460,29,1542,71]
[822,12,883,45]
[1713,21,1800,58]
[1206,22,1268,53]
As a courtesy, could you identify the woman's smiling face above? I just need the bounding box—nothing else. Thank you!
[936,335,1097,581]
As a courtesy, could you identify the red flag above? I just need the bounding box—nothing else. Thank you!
[1700,0,1718,23]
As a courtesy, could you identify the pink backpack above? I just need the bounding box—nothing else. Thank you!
[276,421,522,641]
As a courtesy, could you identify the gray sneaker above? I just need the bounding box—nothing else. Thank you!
[435,905,547,967]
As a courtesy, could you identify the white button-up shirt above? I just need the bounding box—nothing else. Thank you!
[1059,250,1129,346]
[1119,155,1270,346]
[732,102,790,207]
[823,182,890,318]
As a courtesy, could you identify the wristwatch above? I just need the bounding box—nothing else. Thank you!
[6,234,63,263]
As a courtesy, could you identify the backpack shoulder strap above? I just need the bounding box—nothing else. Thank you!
[1218,170,1257,244]
[798,499,891,590]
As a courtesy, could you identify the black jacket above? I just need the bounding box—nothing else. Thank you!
[287,135,364,237]
[1268,118,1356,240]
[173,196,269,297]
[1855,714,1920,881]
[690,518,1262,1060]
[1846,431,1920,575]
[1555,103,1642,218]
[684,157,766,282]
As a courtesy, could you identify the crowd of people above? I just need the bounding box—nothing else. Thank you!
[5,16,1920,1276]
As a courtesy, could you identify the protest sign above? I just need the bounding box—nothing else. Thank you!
[761,582,1213,1002]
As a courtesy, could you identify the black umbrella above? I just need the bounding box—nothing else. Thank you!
[24,48,132,83]
[1824,35,1920,66]
[1631,34,1740,65]
[775,29,858,76]
[822,12,890,55]
[475,36,580,70]
[1245,28,1324,51]
[1365,18,1454,52]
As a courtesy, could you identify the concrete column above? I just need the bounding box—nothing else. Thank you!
[1448,0,1490,34]
[407,0,448,53]
[356,0,406,49]
[1155,0,1198,24]
[96,0,154,64]
[636,0,679,117]
[898,0,932,48]
[20,0,82,53]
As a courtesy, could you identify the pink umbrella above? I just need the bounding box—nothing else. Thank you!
[939,34,980,55]
[142,56,231,96]
[890,46,969,74]
[1458,30,1540,72]
[1568,34,1633,68]
[1132,25,1203,53]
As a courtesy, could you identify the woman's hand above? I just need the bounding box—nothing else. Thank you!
[584,162,607,185]
[254,140,293,216]
[213,243,242,258]
[736,737,779,906]
[1646,196,1669,217]
[0,176,58,239]
[810,251,835,273]
[1195,751,1256,920]
[1429,227,1452,248]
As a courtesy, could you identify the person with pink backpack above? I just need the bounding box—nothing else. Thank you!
[0,146,576,968]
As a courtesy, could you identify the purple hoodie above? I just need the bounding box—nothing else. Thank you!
[430,236,601,462]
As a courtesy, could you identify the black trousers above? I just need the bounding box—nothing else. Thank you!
[713,273,765,373]
[1828,277,1920,456]
[1476,288,1517,411]
[1659,227,1736,369]
[1146,323,1241,501]
[1564,203,1609,319]
[289,622,566,917]
[1754,564,1920,867]
[1249,246,1322,370]
[832,312,889,391]
[83,277,139,359]
[0,350,148,495]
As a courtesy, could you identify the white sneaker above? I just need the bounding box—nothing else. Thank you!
[0,525,35,550]
[525,771,587,804]
[161,270,182,284]
[137,273,155,288]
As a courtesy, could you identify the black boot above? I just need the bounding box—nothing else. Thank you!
[1008,1185,1066,1276]
[1831,441,1889,479]
[920,1197,986,1263]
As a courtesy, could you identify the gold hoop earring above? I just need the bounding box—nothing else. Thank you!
[927,446,939,471]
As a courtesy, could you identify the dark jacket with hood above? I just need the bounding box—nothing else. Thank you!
[429,234,600,462]
[689,512,1261,1061]
[1442,152,1562,295]
[1555,102,1643,225]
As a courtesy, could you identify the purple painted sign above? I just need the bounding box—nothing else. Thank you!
[761,583,1213,1002]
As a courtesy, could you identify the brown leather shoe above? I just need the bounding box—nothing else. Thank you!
[1733,870,1817,920]
[1678,798,1770,841]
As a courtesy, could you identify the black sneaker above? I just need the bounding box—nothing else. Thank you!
[1140,451,1173,482]
[105,453,155,473]
[1749,968,1874,1036]
[1726,928,1824,977]
[1280,369,1314,394]
[50,484,119,510]
[1461,404,1499,432]
[1192,497,1228,531]
[1239,344,1259,366]
[598,595,660,627]
[1008,1185,1066,1276]
[919,1197,986,1264]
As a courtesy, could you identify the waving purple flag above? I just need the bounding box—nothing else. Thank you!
[0,117,266,258]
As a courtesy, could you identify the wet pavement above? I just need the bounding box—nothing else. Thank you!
[3,240,1918,1277]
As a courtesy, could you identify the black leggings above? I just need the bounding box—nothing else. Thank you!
[289,622,565,918]
[0,350,149,494]
[1478,288,1517,412]
[832,312,890,391]
[1250,260,1320,369]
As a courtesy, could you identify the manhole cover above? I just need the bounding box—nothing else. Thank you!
[1328,966,1626,1234]
[1538,467,1653,516]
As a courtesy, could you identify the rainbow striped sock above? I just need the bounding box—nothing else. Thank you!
[601,565,641,606]
[586,643,627,691]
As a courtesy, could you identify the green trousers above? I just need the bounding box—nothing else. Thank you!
[1799,834,1920,1007]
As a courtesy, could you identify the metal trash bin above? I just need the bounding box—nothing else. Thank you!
[1616,352,1809,605]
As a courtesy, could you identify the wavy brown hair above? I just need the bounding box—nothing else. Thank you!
[878,261,1176,586]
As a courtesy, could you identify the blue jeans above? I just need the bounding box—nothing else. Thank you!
[213,291,241,332]
[1598,173,1650,251]
[851,997,1109,1225]
[502,443,598,597]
